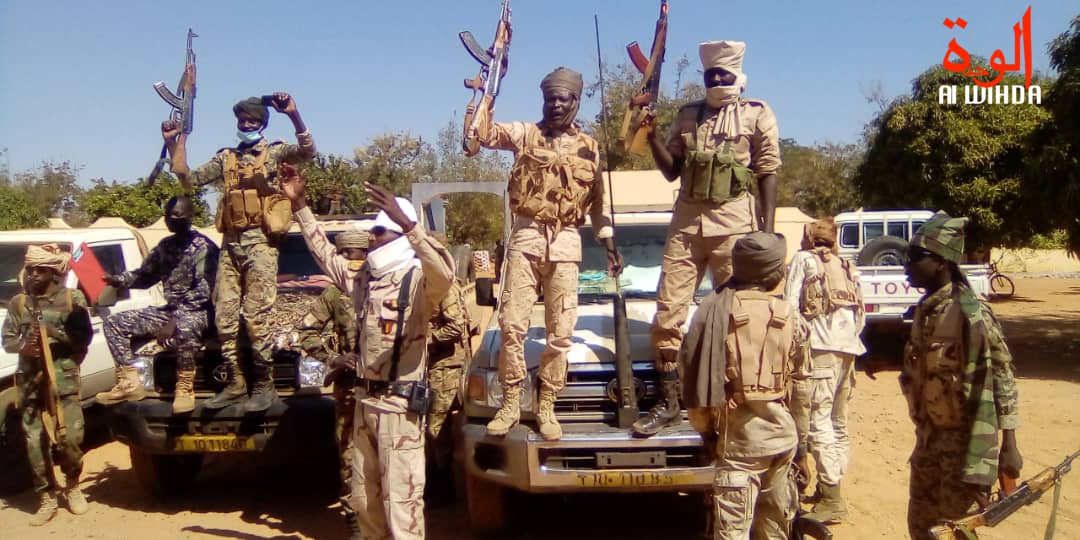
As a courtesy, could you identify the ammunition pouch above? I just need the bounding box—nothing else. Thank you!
[215,147,292,235]
[356,379,433,414]
[678,140,752,205]
[507,125,598,227]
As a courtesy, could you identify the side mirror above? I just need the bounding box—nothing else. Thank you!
[475,277,497,308]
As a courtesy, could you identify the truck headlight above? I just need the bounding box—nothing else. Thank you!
[468,368,535,412]
[132,356,155,391]
[296,355,329,389]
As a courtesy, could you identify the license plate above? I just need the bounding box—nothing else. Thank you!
[170,435,255,453]
[574,470,696,489]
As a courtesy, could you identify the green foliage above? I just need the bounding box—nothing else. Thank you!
[298,153,366,215]
[854,65,1053,249]
[0,184,46,230]
[7,161,86,225]
[433,119,509,249]
[80,175,211,227]
[776,139,862,217]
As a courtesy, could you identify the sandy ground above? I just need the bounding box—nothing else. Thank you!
[1,277,1078,539]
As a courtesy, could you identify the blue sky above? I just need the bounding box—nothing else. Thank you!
[0,0,1074,184]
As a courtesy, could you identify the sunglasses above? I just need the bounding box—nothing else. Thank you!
[906,247,936,263]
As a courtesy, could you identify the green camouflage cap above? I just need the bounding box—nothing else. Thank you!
[911,211,968,263]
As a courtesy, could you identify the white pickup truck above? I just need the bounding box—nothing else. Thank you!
[0,227,155,491]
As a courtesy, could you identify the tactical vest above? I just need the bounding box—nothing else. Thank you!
[215,146,292,236]
[507,126,599,228]
[678,104,753,205]
[909,300,967,429]
[799,248,861,320]
[11,289,83,396]
[726,290,794,404]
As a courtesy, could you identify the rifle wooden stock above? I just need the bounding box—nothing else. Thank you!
[30,304,65,445]
[461,1,511,157]
[619,1,668,156]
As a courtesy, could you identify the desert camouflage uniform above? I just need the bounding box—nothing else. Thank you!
[296,284,358,507]
[2,285,92,493]
[902,282,1019,540]
[295,206,454,540]
[188,134,316,377]
[104,232,218,367]
[652,100,781,371]
[479,121,613,394]
[426,281,469,466]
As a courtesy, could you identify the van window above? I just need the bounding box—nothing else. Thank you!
[863,222,884,244]
[91,244,131,300]
[912,221,926,237]
[839,224,858,248]
[887,222,906,239]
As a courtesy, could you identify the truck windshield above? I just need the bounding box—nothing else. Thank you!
[578,223,712,299]
[277,233,335,280]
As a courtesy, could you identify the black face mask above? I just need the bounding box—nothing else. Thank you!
[166,217,192,234]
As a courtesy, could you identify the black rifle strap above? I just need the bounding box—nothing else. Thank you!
[387,267,416,382]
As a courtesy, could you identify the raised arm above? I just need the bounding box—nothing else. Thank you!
[280,163,353,292]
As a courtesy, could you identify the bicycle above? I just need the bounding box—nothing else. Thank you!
[988,261,1015,298]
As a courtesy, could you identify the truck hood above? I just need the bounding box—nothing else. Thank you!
[475,297,696,369]
[0,308,15,380]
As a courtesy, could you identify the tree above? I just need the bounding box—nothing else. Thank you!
[298,153,365,215]
[853,64,1053,249]
[0,184,46,230]
[355,132,437,198]
[776,139,862,217]
[433,119,509,249]
[80,175,211,228]
[10,161,85,225]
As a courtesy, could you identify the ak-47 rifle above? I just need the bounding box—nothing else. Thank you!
[619,0,668,156]
[148,28,198,185]
[930,449,1080,540]
[460,0,512,157]
[26,296,66,446]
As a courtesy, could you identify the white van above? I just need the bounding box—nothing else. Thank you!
[834,209,934,264]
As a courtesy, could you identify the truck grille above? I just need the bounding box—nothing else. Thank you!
[151,349,301,394]
[554,362,661,423]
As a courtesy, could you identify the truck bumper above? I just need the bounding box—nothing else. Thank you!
[462,420,714,494]
[107,393,335,455]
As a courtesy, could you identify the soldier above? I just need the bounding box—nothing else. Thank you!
[784,218,865,522]
[901,212,1022,540]
[294,227,367,530]
[280,166,455,540]
[425,234,471,501]
[162,65,316,412]
[635,40,781,437]
[471,67,622,441]
[96,195,219,414]
[681,232,803,540]
[2,244,93,525]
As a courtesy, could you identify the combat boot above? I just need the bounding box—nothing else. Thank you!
[536,389,562,441]
[805,482,847,523]
[95,365,146,405]
[172,352,196,414]
[632,372,682,437]
[203,361,247,410]
[29,490,57,526]
[243,363,278,413]
[64,481,89,515]
[486,384,521,436]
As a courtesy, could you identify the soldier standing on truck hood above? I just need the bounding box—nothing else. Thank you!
[901,212,1022,540]
[633,41,781,437]
[281,165,455,540]
[2,244,93,526]
[96,195,219,414]
[162,64,316,412]
[470,67,623,441]
[681,232,804,540]
[295,227,367,532]
[784,218,865,523]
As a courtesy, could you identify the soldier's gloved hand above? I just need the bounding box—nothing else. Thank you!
[330,352,359,372]
[156,318,178,348]
[103,274,125,287]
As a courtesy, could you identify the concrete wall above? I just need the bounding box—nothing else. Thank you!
[991,248,1080,273]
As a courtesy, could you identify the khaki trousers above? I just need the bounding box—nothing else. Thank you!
[712,448,797,540]
[790,352,855,486]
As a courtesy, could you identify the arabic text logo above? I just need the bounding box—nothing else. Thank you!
[938,5,1041,105]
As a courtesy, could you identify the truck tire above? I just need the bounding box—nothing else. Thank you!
[857,235,908,266]
[130,447,203,495]
[466,472,508,534]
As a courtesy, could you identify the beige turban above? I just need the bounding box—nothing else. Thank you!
[732,232,786,284]
[335,229,369,250]
[804,219,838,248]
[700,41,746,74]
[540,67,583,98]
[25,243,71,274]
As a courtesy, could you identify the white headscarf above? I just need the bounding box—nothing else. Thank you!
[699,41,749,139]
[367,197,420,278]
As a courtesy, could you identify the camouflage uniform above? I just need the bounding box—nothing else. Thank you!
[103,232,218,363]
[295,205,455,540]
[187,133,315,401]
[901,213,1019,540]
[2,285,93,493]
[296,284,358,509]
[426,280,469,466]
[479,120,613,399]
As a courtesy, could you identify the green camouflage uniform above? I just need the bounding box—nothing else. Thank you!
[296,284,357,506]
[2,285,92,493]
[188,134,316,377]
[426,281,469,467]
[901,213,1020,539]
